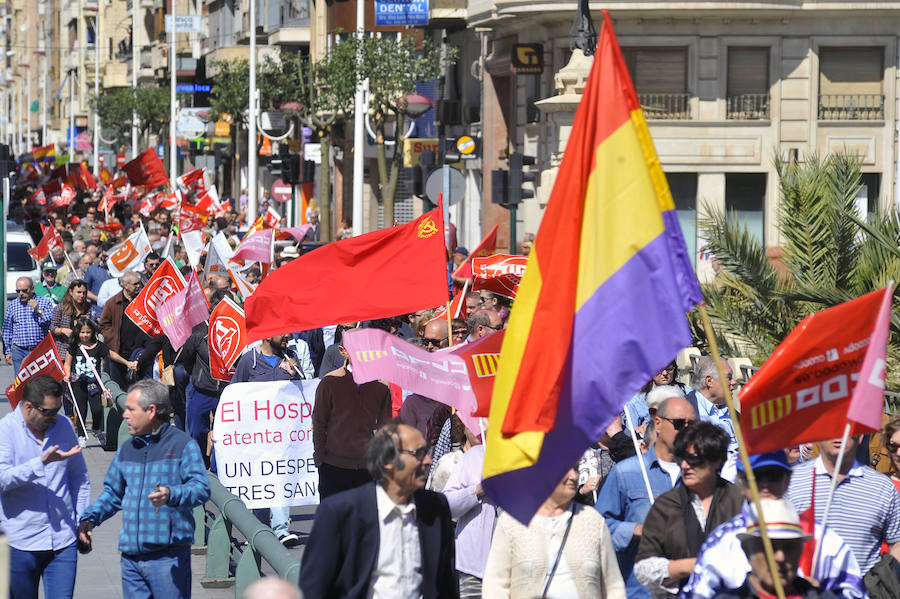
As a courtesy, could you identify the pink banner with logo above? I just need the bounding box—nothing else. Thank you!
[231,228,274,263]
[342,328,481,435]
[157,289,193,350]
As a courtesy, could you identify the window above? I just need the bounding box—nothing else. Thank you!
[858,173,881,221]
[819,47,884,120]
[623,47,690,119]
[726,174,766,244]
[667,173,698,265]
[727,48,769,119]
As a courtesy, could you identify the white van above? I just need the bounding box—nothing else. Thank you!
[6,230,40,299]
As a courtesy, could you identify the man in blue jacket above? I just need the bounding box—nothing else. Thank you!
[77,379,210,599]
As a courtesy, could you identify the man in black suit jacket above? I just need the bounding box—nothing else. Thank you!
[300,422,458,599]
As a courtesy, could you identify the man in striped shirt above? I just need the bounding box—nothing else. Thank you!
[3,277,55,373]
[785,436,900,575]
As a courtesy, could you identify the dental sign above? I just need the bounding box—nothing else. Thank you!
[375,0,428,26]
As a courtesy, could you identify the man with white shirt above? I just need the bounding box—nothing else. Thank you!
[301,421,458,599]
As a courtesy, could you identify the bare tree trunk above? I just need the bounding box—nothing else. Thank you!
[318,133,332,241]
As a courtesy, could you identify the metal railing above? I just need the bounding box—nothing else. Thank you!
[199,474,301,598]
[727,94,770,120]
[638,93,691,119]
[818,94,884,120]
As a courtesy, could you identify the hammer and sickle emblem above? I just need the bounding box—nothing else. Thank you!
[417,217,438,239]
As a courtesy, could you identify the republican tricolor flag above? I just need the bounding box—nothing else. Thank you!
[482,11,703,523]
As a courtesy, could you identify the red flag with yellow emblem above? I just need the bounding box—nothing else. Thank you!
[245,208,447,342]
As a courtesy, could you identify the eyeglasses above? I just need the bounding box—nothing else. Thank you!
[478,296,492,304]
[679,451,708,468]
[888,442,900,454]
[29,403,60,417]
[400,444,431,461]
[660,416,695,431]
[422,337,443,348]
[452,329,468,337]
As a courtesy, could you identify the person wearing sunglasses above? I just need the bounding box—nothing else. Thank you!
[634,421,743,597]
[0,375,89,599]
[596,391,697,599]
[301,422,457,599]
[3,276,56,373]
[684,450,865,599]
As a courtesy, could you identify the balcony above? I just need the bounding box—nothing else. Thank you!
[638,93,691,120]
[727,94,770,120]
[818,94,884,120]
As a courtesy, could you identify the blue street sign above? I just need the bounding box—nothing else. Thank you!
[375,0,428,26]
[176,84,211,93]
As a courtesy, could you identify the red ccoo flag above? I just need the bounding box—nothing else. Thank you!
[246,208,448,342]
[123,148,169,188]
[209,297,247,381]
[28,226,64,261]
[740,286,893,454]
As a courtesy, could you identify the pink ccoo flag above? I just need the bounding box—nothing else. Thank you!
[157,272,210,350]
[846,283,894,431]
[231,228,275,264]
[277,225,312,244]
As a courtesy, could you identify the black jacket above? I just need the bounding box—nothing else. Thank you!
[179,322,227,395]
[300,482,458,599]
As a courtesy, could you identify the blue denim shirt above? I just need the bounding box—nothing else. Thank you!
[596,445,676,599]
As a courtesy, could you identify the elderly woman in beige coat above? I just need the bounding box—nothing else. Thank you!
[482,467,626,599]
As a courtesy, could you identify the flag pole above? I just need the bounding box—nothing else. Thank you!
[809,421,851,572]
[445,300,453,347]
[698,303,786,599]
[625,412,655,506]
[65,380,89,441]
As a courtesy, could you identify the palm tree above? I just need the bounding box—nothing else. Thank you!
[694,152,900,386]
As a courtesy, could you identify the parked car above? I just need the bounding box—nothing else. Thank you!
[6,230,39,299]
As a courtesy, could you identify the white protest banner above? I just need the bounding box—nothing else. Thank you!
[213,380,320,508]
[342,328,480,435]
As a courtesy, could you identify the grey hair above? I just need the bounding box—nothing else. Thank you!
[656,396,698,419]
[691,355,727,389]
[120,270,140,284]
[366,421,405,483]
[16,276,34,289]
[647,384,685,409]
[466,310,492,331]
[128,379,172,422]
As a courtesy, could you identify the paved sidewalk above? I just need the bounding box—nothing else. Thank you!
[0,362,311,598]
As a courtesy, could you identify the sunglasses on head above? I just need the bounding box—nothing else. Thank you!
[660,416,694,431]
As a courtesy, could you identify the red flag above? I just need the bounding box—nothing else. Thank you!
[428,284,469,324]
[123,148,168,188]
[96,222,125,235]
[455,330,504,417]
[5,334,66,409]
[452,224,499,279]
[48,184,76,209]
[111,175,129,190]
[245,208,447,342]
[739,286,893,454]
[209,297,247,381]
[194,186,220,215]
[472,254,527,299]
[28,188,46,206]
[264,207,280,228]
[137,192,164,217]
[161,190,181,210]
[176,168,205,194]
[124,258,187,336]
[98,184,117,213]
[28,226,64,261]
[41,178,63,198]
[99,166,113,184]
[178,202,208,233]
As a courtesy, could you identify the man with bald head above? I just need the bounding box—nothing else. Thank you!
[597,389,698,599]
[242,577,302,599]
[3,277,55,372]
[422,318,448,351]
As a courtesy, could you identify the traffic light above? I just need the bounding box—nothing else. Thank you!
[302,160,315,184]
[491,169,508,207]
[405,166,423,196]
[508,152,536,206]
[268,156,284,178]
[283,155,301,184]
[0,144,10,180]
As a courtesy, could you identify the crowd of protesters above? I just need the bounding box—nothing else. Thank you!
[3,176,900,599]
